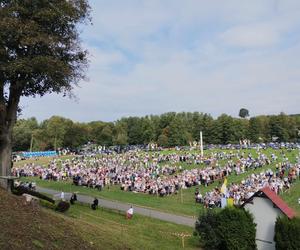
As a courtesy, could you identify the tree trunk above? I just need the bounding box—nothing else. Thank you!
[0,126,12,190]
[0,85,20,190]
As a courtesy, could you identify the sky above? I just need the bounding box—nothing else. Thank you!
[20,0,300,122]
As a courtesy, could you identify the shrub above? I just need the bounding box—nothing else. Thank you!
[195,209,220,250]
[39,199,56,210]
[195,207,257,250]
[12,186,55,204]
[274,216,300,250]
[216,207,256,250]
[55,201,70,213]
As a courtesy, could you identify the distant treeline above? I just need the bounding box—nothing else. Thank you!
[13,112,300,151]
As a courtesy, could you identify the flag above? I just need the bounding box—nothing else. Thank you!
[227,198,234,207]
[220,178,227,194]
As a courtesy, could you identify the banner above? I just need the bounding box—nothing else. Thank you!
[22,151,57,158]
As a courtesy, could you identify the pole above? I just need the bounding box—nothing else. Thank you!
[30,134,34,152]
[200,131,203,158]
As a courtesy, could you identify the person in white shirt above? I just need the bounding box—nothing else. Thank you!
[126,206,134,219]
[60,191,65,201]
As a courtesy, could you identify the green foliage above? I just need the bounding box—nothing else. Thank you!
[195,207,257,250]
[55,201,70,213]
[274,216,300,250]
[40,199,56,210]
[0,0,91,179]
[216,207,256,250]
[195,209,220,250]
[12,112,300,150]
[0,0,91,97]
[12,117,38,151]
[12,186,55,204]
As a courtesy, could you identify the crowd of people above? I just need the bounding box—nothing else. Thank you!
[12,148,300,205]
[202,162,300,208]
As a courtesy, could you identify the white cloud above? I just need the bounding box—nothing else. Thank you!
[20,0,300,121]
[220,24,280,48]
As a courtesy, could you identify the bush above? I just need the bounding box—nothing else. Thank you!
[55,201,70,213]
[39,199,56,210]
[274,216,300,250]
[12,186,55,204]
[195,209,220,250]
[217,207,256,250]
[195,207,257,250]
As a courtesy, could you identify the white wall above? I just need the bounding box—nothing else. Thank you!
[244,197,283,250]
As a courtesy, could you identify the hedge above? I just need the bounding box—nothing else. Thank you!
[274,216,300,250]
[55,201,70,213]
[195,207,257,250]
[12,186,55,204]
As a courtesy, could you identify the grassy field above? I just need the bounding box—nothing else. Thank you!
[13,155,74,168]
[20,148,300,217]
[280,179,300,216]
[63,203,199,250]
[0,186,199,249]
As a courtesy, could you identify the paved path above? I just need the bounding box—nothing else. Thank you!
[37,186,196,227]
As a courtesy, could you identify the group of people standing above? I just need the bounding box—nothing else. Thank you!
[12,148,300,210]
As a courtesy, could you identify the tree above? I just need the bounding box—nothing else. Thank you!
[216,207,256,250]
[43,116,73,150]
[12,117,38,151]
[141,116,155,144]
[0,0,90,189]
[168,115,191,146]
[195,207,257,250]
[88,121,106,144]
[239,108,250,118]
[99,124,113,146]
[113,120,128,146]
[63,122,89,149]
[274,216,300,250]
[195,209,220,250]
[213,114,236,144]
[126,117,144,145]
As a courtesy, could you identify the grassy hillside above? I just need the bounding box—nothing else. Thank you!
[0,188,95,250]
[0,189,199,249]
[280,179,300,216]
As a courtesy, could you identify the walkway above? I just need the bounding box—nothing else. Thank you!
[36,186,196,227]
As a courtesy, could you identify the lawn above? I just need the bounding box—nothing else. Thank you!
[61,202,199,250]
[13,155,73,168]
[280,178,300,216]
[20,148,299,217]
[0,185,199,250]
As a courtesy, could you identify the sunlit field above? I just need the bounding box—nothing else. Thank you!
[18,147,300,217]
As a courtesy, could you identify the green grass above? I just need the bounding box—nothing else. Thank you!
[20,148,299,217]
[61,203,199,250]
[280,179,300,216]
[13,155,73,168]
[1,185,199,249]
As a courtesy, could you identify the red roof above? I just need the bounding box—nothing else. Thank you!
[251,187,296,219]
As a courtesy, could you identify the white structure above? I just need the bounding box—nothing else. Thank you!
[242,187,295,250]
[199,131,203,157]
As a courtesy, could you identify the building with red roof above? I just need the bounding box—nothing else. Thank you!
[241,187,296,250]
